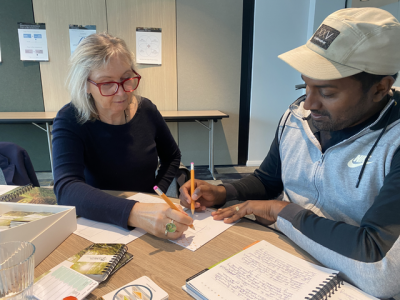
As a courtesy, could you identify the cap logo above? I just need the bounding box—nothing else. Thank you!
[310,24,340,50]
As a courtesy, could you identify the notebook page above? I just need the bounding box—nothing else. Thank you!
[188,240,338,300]
[0,185,18,196]
[330,282,378,300]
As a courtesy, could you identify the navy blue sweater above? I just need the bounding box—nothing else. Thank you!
[52,98,181,229]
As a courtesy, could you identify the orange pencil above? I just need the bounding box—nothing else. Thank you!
[153,186,195,230]
[191,162,195,214]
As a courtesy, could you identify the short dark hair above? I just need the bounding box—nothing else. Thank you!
[352,72,398,94]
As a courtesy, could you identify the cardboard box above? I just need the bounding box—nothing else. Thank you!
[0,202,76,266]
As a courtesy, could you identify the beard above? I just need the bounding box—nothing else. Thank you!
[310,108,366,132]
[310,110,336,131]
[310,93,375,132]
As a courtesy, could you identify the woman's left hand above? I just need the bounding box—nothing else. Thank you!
[211,200,289,226]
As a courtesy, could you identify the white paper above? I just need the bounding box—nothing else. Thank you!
[172,208,237,251]
[74,193,236,250]
[17,23,49,61]
[69,25,96,55]
[33,265,98,300]
[74,193,164,244]
[100,276,168,300]
[330,282,378,300]
[136,27,162,65]
[74,217,146,244]
[0,185,18,196]
[187,240,339,300]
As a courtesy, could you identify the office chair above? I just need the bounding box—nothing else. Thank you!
[0,142,40,187]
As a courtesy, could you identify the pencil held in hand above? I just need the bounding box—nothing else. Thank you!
[191,162,195,214]
[153,186,195,230]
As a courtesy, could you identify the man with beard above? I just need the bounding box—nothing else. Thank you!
[180,7,400,299]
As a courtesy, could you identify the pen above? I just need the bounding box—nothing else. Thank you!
[191,162,195,214]
[153,186,195,230]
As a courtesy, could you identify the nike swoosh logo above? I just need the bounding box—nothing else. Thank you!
[347,161,372,168]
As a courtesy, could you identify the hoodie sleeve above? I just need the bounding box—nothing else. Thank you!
[276,145,400,299]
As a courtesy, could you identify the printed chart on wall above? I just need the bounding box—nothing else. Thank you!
[17,23,49,61]
[136,27,162,65]
[69,25,96,55]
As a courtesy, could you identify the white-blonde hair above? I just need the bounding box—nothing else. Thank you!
[67,33,137,123]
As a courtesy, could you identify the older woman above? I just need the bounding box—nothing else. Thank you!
[52,33,192,239]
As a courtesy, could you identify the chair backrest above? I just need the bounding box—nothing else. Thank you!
[165,162,190,198]
[0,168,6,185]
[0,142,40,187]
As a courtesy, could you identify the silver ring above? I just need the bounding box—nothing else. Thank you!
[235,206,240,212]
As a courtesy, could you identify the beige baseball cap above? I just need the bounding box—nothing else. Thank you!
[278,8,400,80]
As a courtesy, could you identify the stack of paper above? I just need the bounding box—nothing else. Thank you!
[74,193,238,251]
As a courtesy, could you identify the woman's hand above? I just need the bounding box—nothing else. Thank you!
[179,179,226,211]
[211,200,289,226]
[128,203,193,240]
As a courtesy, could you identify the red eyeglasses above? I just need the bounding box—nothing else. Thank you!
[87,70,141,96]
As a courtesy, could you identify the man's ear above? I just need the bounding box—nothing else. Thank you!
[373,76,395,103]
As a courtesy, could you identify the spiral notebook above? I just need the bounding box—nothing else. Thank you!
[0,183,57,205]
[69,243,128,282]
[184,240,378,300]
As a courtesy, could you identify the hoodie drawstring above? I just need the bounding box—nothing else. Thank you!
[356,100,397,188]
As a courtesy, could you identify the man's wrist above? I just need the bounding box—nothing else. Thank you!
[219,183,238,201]
[271,200,290,220]
[215,185,227,206]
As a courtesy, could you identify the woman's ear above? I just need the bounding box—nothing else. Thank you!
[373,76,395,103]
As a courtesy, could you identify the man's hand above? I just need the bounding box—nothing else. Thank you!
[211,200,289,225]
[179,179,227,211]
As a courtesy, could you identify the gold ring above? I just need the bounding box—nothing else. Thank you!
[235,206,239,212]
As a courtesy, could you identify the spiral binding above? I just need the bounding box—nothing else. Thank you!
[305,274,343,300]
[102,245,128,280]
[0,183,33,202]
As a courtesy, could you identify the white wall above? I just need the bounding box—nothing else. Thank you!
[176,0,243,166]
[312,0,347,32]
[247,0,310,166]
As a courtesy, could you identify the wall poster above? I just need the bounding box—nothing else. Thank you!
[17,23,49,61]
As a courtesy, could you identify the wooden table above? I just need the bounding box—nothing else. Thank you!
[0,110,228,179]
[34,191,319,300]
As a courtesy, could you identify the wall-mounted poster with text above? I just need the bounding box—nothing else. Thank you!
[69,25,96,55]
[17,23,49,61]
